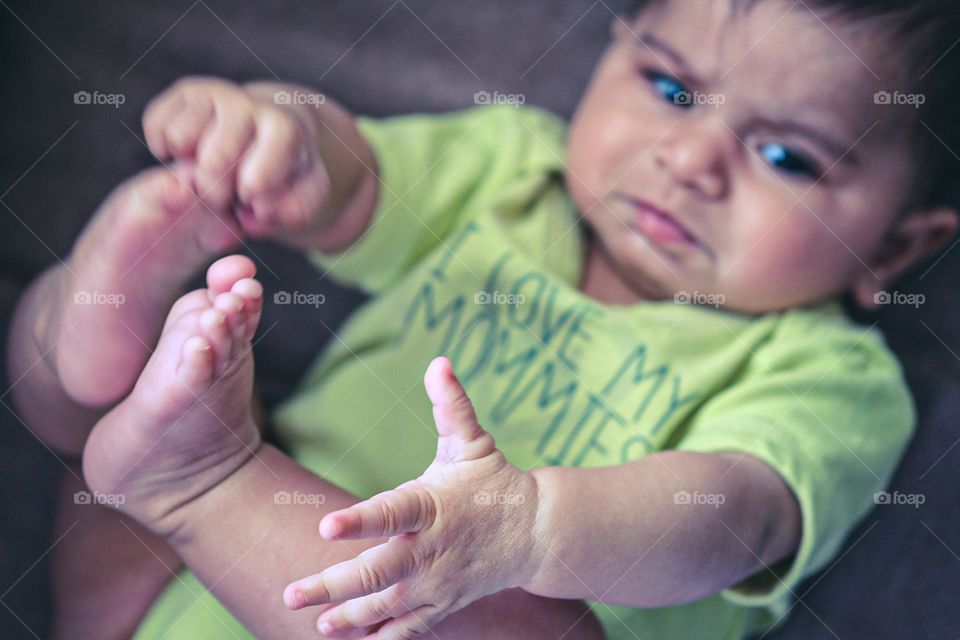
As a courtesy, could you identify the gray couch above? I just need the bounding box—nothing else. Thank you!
[1,1,958,638]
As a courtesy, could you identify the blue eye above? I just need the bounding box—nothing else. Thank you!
[645,71,693,109]
[759,143,820,179]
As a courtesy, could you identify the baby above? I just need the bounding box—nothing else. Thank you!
[9,0,959,638]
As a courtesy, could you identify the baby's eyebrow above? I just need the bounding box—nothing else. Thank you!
[636,31,697,79]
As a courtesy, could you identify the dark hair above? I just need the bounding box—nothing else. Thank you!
[626,0,960,210]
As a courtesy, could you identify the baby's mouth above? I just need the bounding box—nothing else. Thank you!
[622,196,701,247]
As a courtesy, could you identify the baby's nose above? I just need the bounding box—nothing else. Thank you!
[654,125,729,199]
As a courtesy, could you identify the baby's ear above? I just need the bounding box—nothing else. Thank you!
[852,205,959,309]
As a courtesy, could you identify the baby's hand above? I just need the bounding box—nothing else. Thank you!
[284,357,544,639]
[143,76,330,239]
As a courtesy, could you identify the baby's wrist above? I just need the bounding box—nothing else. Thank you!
[518,467,558,594]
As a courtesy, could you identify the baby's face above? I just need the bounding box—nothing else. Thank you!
[566,0,919,312]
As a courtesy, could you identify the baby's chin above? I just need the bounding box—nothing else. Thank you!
[584,240,684,306]
[591,230,715,301]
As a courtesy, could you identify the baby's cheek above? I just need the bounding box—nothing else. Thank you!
[566,127,617,199]
[727,217,841,299]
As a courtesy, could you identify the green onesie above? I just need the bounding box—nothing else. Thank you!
[134,104,915,640]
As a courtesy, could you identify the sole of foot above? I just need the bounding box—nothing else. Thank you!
[83,255,264,533]
[51,165,247,408]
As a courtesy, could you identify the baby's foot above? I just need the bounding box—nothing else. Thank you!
[82,256,263,535]
[49,165,246,407]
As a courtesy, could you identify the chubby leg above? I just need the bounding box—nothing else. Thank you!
[51,463,182,640]
[6,167,251,638]
[51,392,267,640]
[41,253,261,640]
[50,392,271,640]
[81,258,265,520]
[6,165,246,457]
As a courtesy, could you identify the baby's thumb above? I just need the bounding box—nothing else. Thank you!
[424,356,494,463]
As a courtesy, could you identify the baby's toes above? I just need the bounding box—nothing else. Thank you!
[198,307,234,377]
[230,278,263,340]
[206,255,257,299]
[163,289,213,334]
[176,335,215,389]
[213,291,246,345]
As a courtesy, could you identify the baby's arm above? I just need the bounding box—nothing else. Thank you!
[286,358,801,636]
[524,449,802,605]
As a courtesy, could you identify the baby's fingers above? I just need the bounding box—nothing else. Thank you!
[424,356,494,463]
[314,584,411,637]
[252,164,330,234]
[144,77,238,161]
[284,537,419,609]
[364,605,446,640]
[143,88,185,160]
[320,482,435,540]
[194,102,256,211]
[237,107,308,211]
[160,92,215,159]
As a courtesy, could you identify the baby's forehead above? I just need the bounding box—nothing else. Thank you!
[635,0,909,130]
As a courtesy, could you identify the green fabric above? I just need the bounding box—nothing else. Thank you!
[134,104,915,640]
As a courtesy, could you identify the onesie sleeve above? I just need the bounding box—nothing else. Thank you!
[308,103,567,295]
[674,306,915,608]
